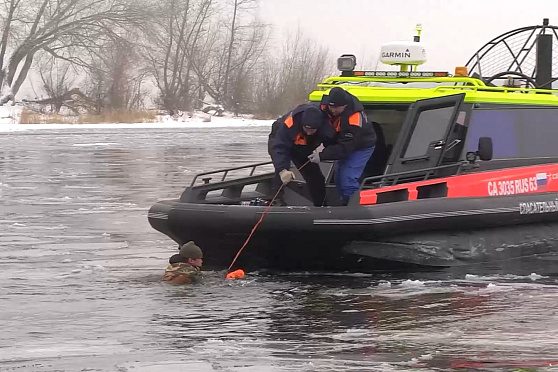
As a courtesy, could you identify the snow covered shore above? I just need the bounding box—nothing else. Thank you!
[0,106,273,132]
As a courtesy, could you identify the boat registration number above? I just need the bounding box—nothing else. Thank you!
[487,177,537,196]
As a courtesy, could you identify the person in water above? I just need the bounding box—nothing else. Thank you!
[310,87,377,205]
[268,104,329,206]
[162,241,203,284]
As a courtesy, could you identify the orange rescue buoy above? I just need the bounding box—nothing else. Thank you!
[226,269,245,279]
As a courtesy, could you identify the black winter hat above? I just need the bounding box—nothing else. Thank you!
[301,106,324,129]
[327,87,348,106]
[169,253,188,264]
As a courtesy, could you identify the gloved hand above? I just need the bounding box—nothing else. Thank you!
[279,169,295,185]
[308,144,324,164]
[308,151,321,163]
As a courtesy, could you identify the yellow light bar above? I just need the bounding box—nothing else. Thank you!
[349,71,449,78]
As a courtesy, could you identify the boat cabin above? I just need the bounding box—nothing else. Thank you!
[309,70,558,199]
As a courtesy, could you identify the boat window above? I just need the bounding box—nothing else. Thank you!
[466,108,558,158]
[364,108,407,146]
[404,106,456,158]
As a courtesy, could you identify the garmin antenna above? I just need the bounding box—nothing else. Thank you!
[380,24,426,72]
[414,23,422,42]
[413,24,422,71]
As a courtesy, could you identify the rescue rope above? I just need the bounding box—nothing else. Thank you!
[226,161,310,274]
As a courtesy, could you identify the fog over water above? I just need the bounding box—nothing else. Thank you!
[2,123,558,371]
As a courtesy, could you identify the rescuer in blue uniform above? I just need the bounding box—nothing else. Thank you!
[310,87,376,205]
[268,104,328,206]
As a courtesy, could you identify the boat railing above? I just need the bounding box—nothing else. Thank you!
[182,161,276,204]
[185,160,466,204]
[190,161,274,187]
[433,84,558,96]
[318,76,486,86]
[359,162,465,190]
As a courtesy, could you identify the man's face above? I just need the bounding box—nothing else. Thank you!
[328,104,347,117]
[303,125,317,135]
[188,257,203,268]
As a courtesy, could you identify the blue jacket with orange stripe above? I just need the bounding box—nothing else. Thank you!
[268,103,328,172]
[319,90,376,160]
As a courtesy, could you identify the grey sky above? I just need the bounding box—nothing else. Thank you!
[258,0,557,72]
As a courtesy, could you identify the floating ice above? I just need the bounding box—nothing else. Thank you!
[377,280,392,288]
[400,279,425,287]
[72,142,120,147]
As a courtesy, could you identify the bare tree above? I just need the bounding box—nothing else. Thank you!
[36,55,76,113]
[146,0,214,113]
[0,0,149,104]
[192,0,268,113]
[0,0,20,97]
[23,55,98,114]
[104,39,148,110]
[222,0,257,106]
[227,19,268,114]
[252,28,333,117]
[83,67,101,113]
[82,36,149,113]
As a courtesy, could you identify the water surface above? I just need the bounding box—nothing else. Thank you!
[2,125,558,371]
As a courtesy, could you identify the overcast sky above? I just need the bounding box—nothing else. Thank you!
[258,0,558,72]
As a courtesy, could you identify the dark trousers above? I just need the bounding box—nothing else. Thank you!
[269,143,326,207]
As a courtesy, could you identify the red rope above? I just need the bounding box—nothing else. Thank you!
[226,161,309,273]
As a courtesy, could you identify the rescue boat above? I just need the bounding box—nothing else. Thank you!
[149,21,558,273]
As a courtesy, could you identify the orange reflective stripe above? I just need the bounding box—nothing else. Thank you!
[294,133,307,145]
[330,117,341,132]
[284,115,294,128]
[348,112,362,127]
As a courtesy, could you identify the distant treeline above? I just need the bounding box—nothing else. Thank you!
[0,0,333,118]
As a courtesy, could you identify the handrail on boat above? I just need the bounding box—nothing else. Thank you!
[190,161,274,187]
[433,85,558,96]
[319,76,487,86]
[359,162,465,191]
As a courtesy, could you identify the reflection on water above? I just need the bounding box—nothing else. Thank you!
[2,126,558,371]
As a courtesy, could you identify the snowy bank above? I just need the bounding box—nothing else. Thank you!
[0,107,273,132]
